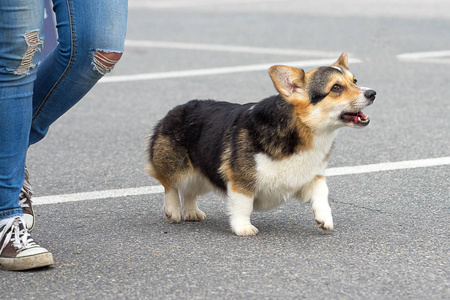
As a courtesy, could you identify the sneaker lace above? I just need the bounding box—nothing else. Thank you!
[18,196,30,208]
[0,217,38,253]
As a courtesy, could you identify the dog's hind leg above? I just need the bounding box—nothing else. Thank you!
[179,177,209,221]
[181,192,207,222]
[164,187,182,223]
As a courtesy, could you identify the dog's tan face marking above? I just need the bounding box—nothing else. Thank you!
[269,53,375,132]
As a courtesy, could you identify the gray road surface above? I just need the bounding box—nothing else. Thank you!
[1,1,449,299]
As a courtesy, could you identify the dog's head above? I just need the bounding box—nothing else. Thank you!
[269,53,376,131]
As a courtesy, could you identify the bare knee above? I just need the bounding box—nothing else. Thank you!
[92,50,123,75]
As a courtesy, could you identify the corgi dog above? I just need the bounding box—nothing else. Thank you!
[146,53,376,236]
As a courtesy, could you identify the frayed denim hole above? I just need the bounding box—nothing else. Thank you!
[14,30,44,75]
[92,51,122,75]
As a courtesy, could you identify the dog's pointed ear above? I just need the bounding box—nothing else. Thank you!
[269,65,306,98]
[333,52,349,69]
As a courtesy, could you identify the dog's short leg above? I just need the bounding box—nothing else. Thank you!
[309,176,333,232]
[164,188,182,223]
[181,193,207,222]
[228,186,258,236]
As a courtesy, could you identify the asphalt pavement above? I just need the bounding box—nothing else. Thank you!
[1,1,449,299]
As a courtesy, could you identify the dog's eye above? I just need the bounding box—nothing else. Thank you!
[353,78,358,84]
[331,84,343,92]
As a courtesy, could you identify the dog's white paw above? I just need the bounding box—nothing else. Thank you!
[232,224,259,236]
[314,211,333,232]
[184,209,207,222]
[164,206,182,223]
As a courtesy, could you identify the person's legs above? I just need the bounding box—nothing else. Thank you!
[1,0,127,271]
[0,0,54,271]
[30,0,128,145]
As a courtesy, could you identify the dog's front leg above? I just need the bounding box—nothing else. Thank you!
[311,176,333,232]
[299,176,334,232]
[227,184,258,236]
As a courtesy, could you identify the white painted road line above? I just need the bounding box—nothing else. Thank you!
[100,59,362,83]
[124,40,341,57]
[34,186,164,206]
[34,157,450,206]
[128,0,288,9]
[324,156,450,176]
[397,50,450,64]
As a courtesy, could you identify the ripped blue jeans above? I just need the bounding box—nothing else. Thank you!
[0,0,128,220]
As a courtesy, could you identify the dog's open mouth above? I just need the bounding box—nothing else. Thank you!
[340,111,370,126]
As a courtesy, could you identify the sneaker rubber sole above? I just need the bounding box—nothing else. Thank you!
[0,252,54,271]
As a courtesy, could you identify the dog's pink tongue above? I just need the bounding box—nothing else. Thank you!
[354,112,368,123]
[358,111,367,119]
[342,111,368,124]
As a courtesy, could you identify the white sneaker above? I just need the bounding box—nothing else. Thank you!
[0,217,53,271]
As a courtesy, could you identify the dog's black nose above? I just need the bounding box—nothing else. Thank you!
[364,89,376,102]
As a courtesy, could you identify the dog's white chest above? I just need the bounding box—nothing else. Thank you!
[253,133,336,210]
